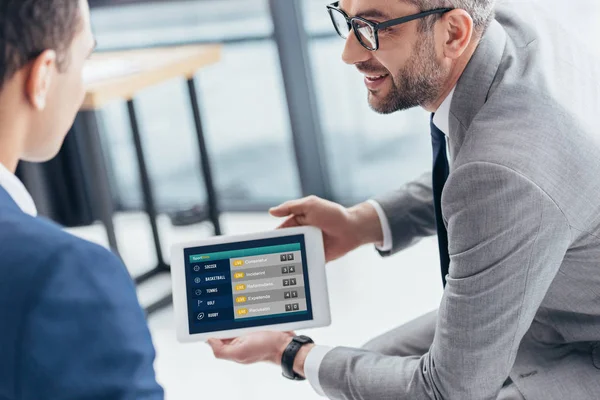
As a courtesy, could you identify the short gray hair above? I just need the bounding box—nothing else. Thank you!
[407,0,496,35]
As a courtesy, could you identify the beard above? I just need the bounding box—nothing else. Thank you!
[364,32,448,114]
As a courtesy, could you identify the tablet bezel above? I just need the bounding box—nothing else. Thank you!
[171,226,331,342]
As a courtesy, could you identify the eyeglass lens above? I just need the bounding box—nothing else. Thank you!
[329,9,377,50]
[352,19,376,49]
[329,9,350,39]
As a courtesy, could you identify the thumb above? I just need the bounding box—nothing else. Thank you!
[277,216,301,229]
[269,204,293,217]
[269,198,309,218]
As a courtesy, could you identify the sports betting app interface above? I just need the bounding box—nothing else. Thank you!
[184,235,314,334]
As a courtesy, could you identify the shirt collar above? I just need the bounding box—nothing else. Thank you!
[0,163,37,216]
[432,86,456,137]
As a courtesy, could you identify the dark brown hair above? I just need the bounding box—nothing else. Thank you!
[0,0,81,89]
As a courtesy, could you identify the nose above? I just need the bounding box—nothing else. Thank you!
[341,30,372,66]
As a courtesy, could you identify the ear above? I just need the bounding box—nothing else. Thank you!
[25,50,57,111]
[439,9,474,60]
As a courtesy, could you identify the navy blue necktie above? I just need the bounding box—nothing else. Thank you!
[431,116,450,287]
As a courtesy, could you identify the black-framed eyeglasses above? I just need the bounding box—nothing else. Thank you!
[326,1,453,51]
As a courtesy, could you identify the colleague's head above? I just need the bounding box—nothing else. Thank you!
[330,0,495,113]
[0,0,94,163]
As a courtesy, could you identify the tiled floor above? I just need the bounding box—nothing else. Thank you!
[68,212,442,399]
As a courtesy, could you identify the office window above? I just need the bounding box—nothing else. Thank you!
[302,0,431,203]
[90,0,301,211]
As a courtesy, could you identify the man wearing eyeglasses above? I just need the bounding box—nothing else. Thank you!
[210,0,600,399]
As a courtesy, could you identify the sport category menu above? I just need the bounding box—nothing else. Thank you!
[184,235,313,335]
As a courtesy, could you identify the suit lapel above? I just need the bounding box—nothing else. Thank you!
[0,185,25,214]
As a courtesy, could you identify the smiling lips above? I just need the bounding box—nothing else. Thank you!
[364,73,390,90]
[365,74,388,81]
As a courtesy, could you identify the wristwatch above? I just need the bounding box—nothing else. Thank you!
[281,335,314,380]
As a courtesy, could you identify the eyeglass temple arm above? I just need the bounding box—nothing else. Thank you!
[377,8,454,30]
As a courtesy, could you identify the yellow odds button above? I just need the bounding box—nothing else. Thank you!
[237,308,248,316]
[235,284,246,291]
[233,260,244,267]
[234,272,245,279]
[235,296,247,303]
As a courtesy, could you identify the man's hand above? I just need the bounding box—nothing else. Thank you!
[207,331,316,378]
[207,331,295,365]
[270,196,384,262]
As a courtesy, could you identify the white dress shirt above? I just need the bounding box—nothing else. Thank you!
[375,86,455,253]
[303,88,456,397]
[0,162,37,217]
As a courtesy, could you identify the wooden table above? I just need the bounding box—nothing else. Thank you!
[82,45,221,109]
[80,45,222,315]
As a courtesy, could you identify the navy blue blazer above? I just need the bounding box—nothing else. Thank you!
[0,187,164,399]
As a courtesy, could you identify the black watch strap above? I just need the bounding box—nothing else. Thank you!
[281,335,314,380]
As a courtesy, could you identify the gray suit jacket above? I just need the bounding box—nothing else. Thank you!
[319,3,600,400]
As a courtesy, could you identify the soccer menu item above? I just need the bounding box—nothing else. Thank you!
[184,235,314,334]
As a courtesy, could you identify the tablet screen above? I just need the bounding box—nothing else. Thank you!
[184,234,314,335]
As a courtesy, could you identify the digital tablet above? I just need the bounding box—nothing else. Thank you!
[171,226,331,342]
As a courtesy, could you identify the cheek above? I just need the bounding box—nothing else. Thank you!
[52,70,85,131]
[63,59,86,103]
[378,33,418,71]
[76,81,86,109]
[71,68,86,107]
[373,51,405,76]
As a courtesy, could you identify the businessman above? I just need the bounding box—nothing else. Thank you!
[0,0,163,398]
[209,0,600,399]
